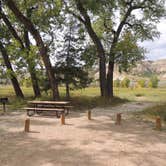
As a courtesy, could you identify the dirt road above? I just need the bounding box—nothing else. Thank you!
[0,102,165,166]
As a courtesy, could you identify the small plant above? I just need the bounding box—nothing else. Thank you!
[148,76,159,88]
[121,77,130,88]
[114,79,121,87]
[135,93,144,97]
[137,79,146,88]
[137,103,166,123]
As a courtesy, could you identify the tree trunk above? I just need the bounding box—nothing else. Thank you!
[24,29,41,98]
[75,0,106,97]
[0,42,24,98]
[0,7,41,98]
[65,82,70,99]
[6,0,59,100]
[106,60,114,98]
[99,58,106,97]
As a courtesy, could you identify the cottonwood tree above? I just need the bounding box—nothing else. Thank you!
[0,3,41,97]
[5,0,60,99]
[64,0,165,98]
[0,25,24,98]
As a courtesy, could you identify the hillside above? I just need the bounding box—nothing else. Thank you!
[94,59,166,81]
[131,59,166,79]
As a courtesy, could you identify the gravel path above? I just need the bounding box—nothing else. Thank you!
[0,102,165,166]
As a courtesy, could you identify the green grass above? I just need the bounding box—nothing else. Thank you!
[0,86,166,111]
[114,87,166,102]
[135,103,166,124]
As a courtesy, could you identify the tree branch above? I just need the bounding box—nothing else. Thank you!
[0,10,25,48]
[62,0,85,23]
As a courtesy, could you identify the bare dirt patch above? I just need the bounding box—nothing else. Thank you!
[0,102,165,166]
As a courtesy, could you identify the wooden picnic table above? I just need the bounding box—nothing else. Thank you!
[25,100,72,118]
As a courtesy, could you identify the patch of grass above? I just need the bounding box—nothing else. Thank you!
[7,98,27,111]
[135,93,144,97]
[115,87,166,102]
[68,96,128,111]
[136,103,166,123]
[1,86,166,111]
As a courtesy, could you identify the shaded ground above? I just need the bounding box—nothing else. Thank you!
[0,102,166,166]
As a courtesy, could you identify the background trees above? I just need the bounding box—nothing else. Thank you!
[149,76,159,88]
[54,17,92,98]
[64,0,165,98]
[0,0,165,100]
[5,0,60,99]
[0,18,24,98]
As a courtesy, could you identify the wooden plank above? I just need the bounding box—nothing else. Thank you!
[54,105,73,108]
[28,101,70,105]
[23,107,64,111]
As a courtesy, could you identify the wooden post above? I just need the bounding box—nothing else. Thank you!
[115,113,122,125]
[156,116,162,130]
[61,113,65,125]
[87,110,91,120]
[24,118,30,132]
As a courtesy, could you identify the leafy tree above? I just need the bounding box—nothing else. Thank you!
[0,3,41,97]
[0,21,24,98]
[54,17,92,98]
[65,0,166,98]
[5,0,60,99]
[115,32,145,72]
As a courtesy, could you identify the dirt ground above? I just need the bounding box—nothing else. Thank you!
[0,102,166,166]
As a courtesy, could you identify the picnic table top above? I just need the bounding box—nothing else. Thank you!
[28,100,70,105]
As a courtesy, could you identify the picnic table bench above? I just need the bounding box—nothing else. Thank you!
[24,100,72,118]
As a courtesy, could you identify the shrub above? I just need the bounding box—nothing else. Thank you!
[137,79,146,88]
[135,93,144,97]
[148,76,159,88]
[114,79,121,87]
[121,77,130,88]
[21,78,32,87]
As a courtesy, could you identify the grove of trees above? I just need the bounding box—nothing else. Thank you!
[0,0,165,100]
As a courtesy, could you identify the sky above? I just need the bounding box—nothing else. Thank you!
[140,19,166,61]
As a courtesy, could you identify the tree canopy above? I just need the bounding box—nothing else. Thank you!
[0,0,165,99]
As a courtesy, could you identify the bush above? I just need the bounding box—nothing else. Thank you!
[135,93,144,97]
[121,77,130,88]
[148,76,159,88]
[137,79,146,88]
[21,78,32,87]
[114,79,121,87]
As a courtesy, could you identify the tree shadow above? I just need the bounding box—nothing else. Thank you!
[77,117,166,145]
[0,132,98,166]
